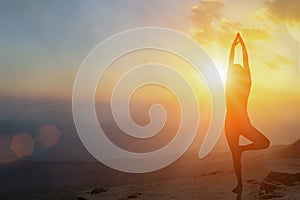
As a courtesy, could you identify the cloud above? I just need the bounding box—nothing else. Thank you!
[190,1,224,26]
[242,28,270,40]
[262,0,300,42]
[264,0,300,23]
[189,0,298,66]
[190,1,270,47]
[264,54,296,70]
[190,1,230,46]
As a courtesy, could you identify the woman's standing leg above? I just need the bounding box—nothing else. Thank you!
[225,120,243,193]
[231,147,243,193]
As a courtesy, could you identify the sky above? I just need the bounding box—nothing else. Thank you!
[189,0,300,126]
[0,0,299,162]
[0,0,197,99]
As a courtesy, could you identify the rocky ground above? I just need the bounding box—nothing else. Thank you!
[77,141,300,200]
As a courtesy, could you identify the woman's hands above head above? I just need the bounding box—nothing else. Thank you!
[229,32,247,68]
[237,33,246,46]
[232,33,240,47]
[238,34,245,47]
[232,33,246,47]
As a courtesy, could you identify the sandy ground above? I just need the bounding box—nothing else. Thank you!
[1,143,299,200]
[78,147,300,200]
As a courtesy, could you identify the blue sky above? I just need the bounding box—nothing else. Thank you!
[0,0,198,98]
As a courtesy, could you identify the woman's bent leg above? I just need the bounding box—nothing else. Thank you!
[240,125,270,152]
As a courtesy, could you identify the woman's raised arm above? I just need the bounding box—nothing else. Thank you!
[239,36,251,81]
[229,33,240,67]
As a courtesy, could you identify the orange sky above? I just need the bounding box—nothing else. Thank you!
[189,0,299,126]
[0,0,298,147]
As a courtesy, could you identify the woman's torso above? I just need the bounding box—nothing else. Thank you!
[226,65,251,117]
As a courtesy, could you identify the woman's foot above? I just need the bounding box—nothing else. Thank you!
[232,184,243,193]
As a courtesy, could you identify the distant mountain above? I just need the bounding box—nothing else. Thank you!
[281,139,300,159]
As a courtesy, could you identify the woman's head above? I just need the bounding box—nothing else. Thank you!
[228,64,246,82]
[231,64,244,74]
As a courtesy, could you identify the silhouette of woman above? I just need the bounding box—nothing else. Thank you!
[225,33,270,193]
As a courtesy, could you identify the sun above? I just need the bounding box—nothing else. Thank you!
[212,59,228,87]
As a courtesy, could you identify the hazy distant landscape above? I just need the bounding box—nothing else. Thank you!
[0,98,299,199]
[0,140,299,200]
[0,97,299,161]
